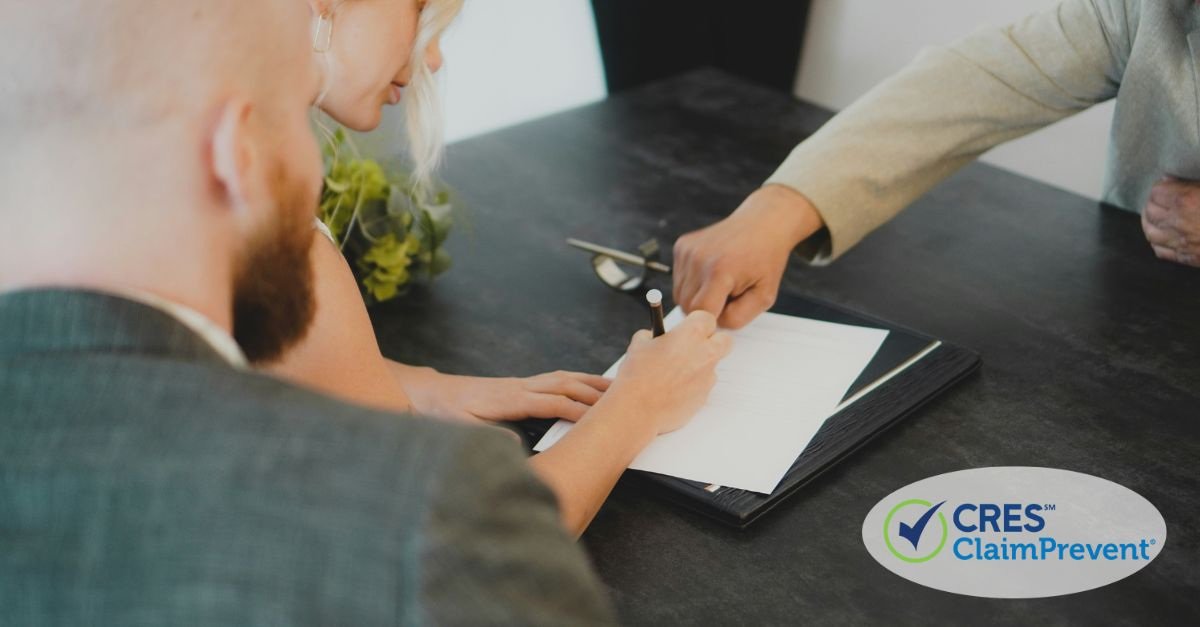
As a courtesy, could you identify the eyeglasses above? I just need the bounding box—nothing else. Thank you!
[567,238,672,292]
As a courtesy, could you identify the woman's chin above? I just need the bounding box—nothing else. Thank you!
[329,106,383,133]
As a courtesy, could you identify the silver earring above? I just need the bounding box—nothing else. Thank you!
[313,13,333,53]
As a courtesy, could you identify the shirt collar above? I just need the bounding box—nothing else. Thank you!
[104,288,248,368]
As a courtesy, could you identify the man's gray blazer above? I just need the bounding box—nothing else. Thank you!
[0,289,616,626]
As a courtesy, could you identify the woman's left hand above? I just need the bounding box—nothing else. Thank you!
[388,362,611,424]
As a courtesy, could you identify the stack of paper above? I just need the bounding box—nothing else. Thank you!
[534,308,888,494]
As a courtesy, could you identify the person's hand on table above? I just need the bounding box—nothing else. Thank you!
[673,184,826,329]
[1143,176,1200,267]
[387,362,611,424]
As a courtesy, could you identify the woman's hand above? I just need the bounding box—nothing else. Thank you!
[602,310,734,436]
[530,311,733,536]
[387,362,610,424]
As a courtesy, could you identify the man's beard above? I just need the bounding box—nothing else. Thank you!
[231,166,318,365]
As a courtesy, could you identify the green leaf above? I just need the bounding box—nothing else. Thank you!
[429,248,452,276]
[318,123,456,303]
[431,213,453,247]
[323,177,350,194]
[363,273,399,302]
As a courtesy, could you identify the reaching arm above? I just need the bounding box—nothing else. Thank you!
[768,0,1134,262]
[674,0,1137,328]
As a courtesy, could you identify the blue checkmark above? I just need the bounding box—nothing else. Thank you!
[897,500,946,551]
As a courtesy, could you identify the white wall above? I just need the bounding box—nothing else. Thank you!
[795,0,1114,200]
[439,0,607,143]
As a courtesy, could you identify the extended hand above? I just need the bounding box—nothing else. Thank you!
[1143,176,1200,267]
[673,185,825,329]
[391,363,611,424]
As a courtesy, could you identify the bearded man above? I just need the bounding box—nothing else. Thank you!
[0,1,614,624]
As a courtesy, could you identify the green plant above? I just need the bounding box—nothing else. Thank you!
[318,128,454,303]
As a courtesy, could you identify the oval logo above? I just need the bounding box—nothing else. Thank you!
[862,467,1166,598]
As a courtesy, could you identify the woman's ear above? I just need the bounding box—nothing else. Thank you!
[308,0,333,16]
[210,98,256,215]
[310,1,335,54]
[425,36,444,74]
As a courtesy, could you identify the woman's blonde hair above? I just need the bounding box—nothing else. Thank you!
[315,0,462,200]
[404,0,462,199]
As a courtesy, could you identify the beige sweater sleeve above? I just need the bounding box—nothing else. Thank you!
[769,0,1134,263]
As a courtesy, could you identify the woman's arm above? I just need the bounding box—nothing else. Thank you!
[273,232,608,426]
[267,232,415,412]
[527,394,658,537]
[273,233,731,540]
[387,361,609,423]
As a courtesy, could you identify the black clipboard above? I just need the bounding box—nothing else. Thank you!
[521,294,981,528]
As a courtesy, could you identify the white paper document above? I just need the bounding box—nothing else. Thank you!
[534,308,889,494]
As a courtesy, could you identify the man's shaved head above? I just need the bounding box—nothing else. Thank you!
[0,0,328,364]
[0,0,315,134]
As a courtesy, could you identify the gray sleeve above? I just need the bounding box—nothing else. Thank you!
[768,0,1136,262]
[418,428,617,626]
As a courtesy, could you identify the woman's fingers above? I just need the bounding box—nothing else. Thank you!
[527,372,605,406]
[677,309,718,338]
[710,331,735,360]
[567,372,612,392]
[558,379,604,406]
[526,393,591,422]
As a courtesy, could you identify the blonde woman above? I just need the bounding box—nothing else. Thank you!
[268,0,732,537]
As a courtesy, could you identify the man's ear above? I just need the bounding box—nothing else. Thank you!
[210,99,256,215]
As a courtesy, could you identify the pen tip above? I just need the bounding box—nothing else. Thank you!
[646,289,663,306]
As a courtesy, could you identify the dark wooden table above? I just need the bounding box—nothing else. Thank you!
[371,70,1200,625]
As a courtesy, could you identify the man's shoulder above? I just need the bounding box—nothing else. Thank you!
[162,359,522,486]
[167,366,615,625]
[207,365,532,502]
[4,349,521,508]
[1,352,561,624]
